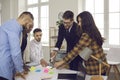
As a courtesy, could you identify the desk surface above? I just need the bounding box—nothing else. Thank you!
[15,65,107,80]
[15,65,81,80]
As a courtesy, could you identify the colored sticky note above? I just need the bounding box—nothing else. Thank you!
[48,71,54,74]
[44,68,49,73]
[29,66,36,71]
[48,68,54,74]
[35,69,41,72]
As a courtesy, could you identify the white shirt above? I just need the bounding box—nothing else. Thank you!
[30,39,44,64]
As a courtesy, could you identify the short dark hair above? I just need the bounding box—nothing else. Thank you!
[62,10,74,20]
[33,28,42,34]
[19,11,34,20]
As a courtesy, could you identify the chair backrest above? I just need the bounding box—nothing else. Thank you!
[106,48,120,62]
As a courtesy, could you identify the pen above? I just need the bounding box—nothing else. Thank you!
[50,55,56,62]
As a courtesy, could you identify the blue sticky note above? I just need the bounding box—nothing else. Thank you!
[35,69,41,72]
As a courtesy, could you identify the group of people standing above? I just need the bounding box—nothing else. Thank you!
[52,10,108,76]
[0,10,108,80]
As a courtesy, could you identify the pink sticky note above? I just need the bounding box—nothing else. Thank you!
[44,68,49,73]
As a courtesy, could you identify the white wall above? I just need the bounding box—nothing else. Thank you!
[78,0,84,13]
[1,0,10,23]
[1,0,18,24]
[49,0,79,27]
[18,0,26,15]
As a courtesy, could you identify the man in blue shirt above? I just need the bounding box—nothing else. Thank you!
[0,11,34,80]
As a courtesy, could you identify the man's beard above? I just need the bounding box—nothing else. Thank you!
[23,26,27,32]
[36,39,41,42]
[23,26,30,33]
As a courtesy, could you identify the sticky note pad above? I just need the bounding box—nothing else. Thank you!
[44,68,49,73]
[48,71,54,74]
[35,69,41,72]
[29,66,36,71]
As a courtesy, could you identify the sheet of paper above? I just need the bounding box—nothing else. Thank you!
[26,62,39,66]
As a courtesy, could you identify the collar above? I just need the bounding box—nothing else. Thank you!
[33,39,41,44]
[68,23,73,32]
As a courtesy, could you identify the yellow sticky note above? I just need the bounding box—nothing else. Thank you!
[29,66,36,71]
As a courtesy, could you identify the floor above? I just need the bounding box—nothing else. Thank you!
[107,65,120,80]
[107,72,120,80]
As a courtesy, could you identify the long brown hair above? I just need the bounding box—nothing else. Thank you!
[76,11,104,46]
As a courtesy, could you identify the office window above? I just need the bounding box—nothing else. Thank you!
[27,0,49,46]
[40,5,49,45]
[84,0,120,48]
[28,7,38,30]
[27,0,38,5]
[85,0,104,36]
[109,0,120,45]
[41,0,48,2]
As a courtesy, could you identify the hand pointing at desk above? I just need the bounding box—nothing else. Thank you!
[54,60,65,69]
[15,71,28,80]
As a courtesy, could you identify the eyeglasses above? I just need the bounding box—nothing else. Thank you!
[63,21,72,25]
[63,22,71,25]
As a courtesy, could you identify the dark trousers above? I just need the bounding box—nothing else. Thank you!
[0,77,8,80]
[69,55,85,72]
[0,77,15,80]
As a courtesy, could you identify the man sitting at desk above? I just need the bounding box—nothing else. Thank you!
[30,28,48,67]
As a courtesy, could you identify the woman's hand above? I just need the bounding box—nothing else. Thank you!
[54,60,65,68]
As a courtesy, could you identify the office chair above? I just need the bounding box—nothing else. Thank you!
[106,48,120,80]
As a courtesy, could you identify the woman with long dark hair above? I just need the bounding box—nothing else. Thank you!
[54,11,108,75]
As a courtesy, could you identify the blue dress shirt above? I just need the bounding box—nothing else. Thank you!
[0,19,24,80]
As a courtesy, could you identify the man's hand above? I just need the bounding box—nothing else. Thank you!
[50,50,57,62]
[54,60,65,68]
[50,50,57,57]
[40,59,48,67]
[15,71,28,79]
[23,64,30,73]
